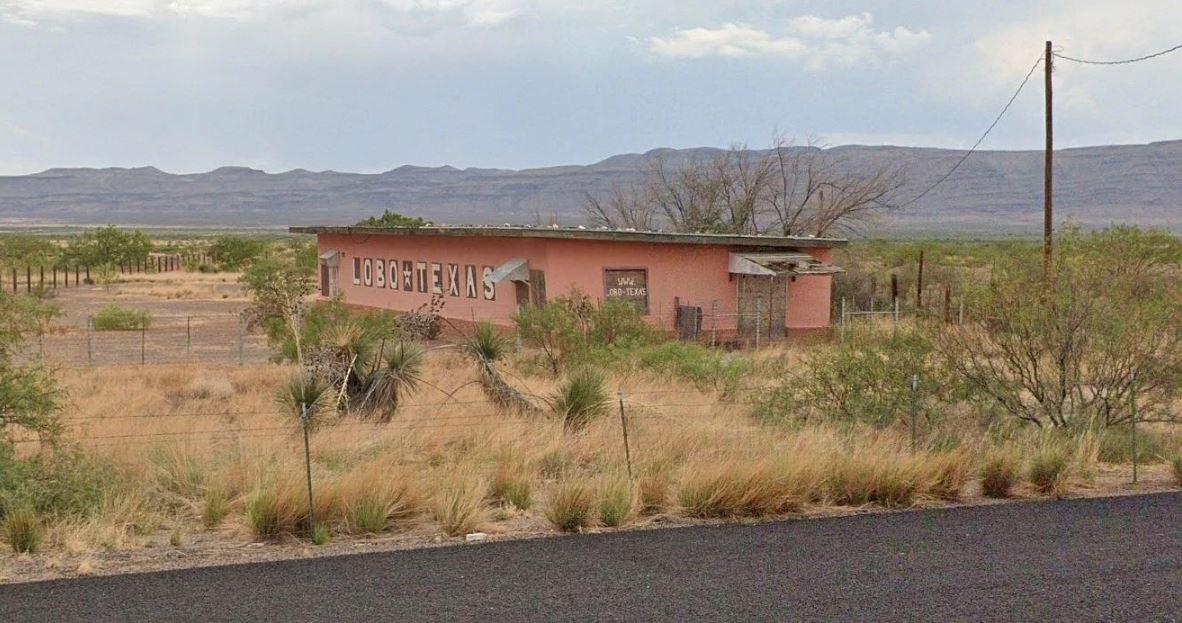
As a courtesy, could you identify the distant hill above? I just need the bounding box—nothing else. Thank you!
[1,141,1179,234]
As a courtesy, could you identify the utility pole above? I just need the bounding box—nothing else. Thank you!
[1043,40,1054,282]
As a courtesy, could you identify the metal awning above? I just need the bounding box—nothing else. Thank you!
[319,250,341,266]
[728,252,843,276]
[487,258,530,284]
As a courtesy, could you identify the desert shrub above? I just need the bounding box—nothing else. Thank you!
[545,481,595,532]
[0,446,125,520]
[63,226,151,267]
[633,342,752,395]
[515,291,657,374]
[355,211,431,228]
[1028,446,1071,497]
[597,479,633,527]
[1171,455,1182,486]
[980,449,1019,498]
[937,227,1182,428]
[3,506,42,553]
[551,368,610,431]
[208,236,269,271]
[93,305,151,331]
[311,524,330,545]
[759,325,957,426]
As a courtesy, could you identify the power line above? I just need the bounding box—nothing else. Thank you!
[1055,44,1182,65]
[902,53,1044,207]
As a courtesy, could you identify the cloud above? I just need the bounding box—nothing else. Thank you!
[2,0,520,26]
[1,0,154,25]
[649,12,930,69]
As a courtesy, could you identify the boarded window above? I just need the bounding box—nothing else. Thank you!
[604,268,649,314]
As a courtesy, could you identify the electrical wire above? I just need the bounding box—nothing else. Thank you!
[901,52,1044,207]
[1055,44,1182,65]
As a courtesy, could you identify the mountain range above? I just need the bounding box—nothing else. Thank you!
[1,140,1179,234]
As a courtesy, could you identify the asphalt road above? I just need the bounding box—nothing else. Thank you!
[4,493,1182,622]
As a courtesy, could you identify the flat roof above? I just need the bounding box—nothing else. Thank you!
[289,225,846,248]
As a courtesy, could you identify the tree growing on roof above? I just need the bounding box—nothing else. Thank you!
[355,211,432,228]
[583,137,905,237]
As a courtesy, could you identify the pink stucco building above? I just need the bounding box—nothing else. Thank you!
[290,225,846,339]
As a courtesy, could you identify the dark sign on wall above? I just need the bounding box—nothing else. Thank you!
[604,268,649,314]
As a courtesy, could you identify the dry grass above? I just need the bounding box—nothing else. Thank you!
[10,342,1157,556]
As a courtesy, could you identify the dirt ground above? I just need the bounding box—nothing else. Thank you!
[29,271,272,367]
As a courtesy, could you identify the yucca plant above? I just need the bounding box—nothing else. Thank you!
[551,367,610,431]
[277,372,332,432]
[356,341,425,422]
[463,322,537,414]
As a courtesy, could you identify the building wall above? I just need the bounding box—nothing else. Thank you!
[318,233,834,331]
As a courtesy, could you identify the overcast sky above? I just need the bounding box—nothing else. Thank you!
[1,0,1179,174]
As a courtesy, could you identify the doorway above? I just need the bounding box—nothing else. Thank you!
[736,274,786,341]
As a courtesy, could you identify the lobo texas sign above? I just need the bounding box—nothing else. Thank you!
[351,256,497,301]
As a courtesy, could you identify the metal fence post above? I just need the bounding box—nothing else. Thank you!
[86,317,94,367]
[301,402,316,537]
[839,296,846,342]
[140,323,146,365]
[617,388,634,482]
[754,297,762,350]
[910,374,919,453]
[186,316,192,359]
[1131,376,1139,484]
[710,300,718,348]
[893,297,900,333]
[237,314,245,366]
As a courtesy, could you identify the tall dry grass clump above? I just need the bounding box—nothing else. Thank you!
[825,435,929,508]
[432,472,486,537]
[1028,445,1071,498]
[597,477,634,527]
[980,449,1019,498]
[4,506,43,553]
[545,480,596,532]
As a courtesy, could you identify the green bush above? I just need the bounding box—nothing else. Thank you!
[1171,455,1182,486]
[634,342,752,395]
[756,326,957,426]
[93,305,151,331]
[515,292,657,374]
[3,506,42,553]
[208,236,269,271]
[0,445,125,520]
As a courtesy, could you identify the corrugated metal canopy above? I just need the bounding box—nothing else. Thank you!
[728,252,843,276]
